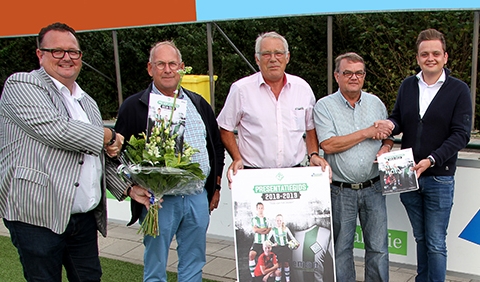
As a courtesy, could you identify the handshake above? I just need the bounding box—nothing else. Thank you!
[104,127,125,158]
[371,119,395,140]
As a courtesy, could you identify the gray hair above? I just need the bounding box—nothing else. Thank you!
[255,31,289,60]
[334,52,365,73]
[149,41,182,63]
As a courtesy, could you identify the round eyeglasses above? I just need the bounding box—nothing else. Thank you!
[152,61,181,70]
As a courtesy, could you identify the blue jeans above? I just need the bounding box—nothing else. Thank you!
[331,180,389,282]
[141,189,209,282]
[400,175,454,282]
[3,211,101,282]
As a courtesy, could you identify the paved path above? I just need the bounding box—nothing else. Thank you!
[1,220,479,282]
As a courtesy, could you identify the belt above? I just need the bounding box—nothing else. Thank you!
[332,176,380,190]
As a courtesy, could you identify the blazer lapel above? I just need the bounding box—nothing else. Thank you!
[78,97,102,127]
[33,68,71,118]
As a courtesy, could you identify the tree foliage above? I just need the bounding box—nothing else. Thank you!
[1,11,479,128]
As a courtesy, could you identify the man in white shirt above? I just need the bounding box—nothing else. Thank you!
[217,31,328,177]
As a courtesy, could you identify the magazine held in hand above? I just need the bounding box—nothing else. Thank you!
[377,148,419,195]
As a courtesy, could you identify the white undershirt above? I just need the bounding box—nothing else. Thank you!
[49,76,102,214]
[416,70,445,118]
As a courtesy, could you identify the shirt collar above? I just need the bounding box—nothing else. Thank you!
[151,83,184,99]
[416,69,446,86]
[257,72,289,88]
[47,75,85,100]
[338,89,363,108]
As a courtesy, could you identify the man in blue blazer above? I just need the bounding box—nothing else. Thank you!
[0,22,127,281]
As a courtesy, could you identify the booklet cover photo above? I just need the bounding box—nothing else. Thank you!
[378,148,419,195]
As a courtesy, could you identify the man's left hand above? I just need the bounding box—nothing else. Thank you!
[413,159,430,178]
[376,144,391,159]
[128,185,154,210]
[310,155,327,169]
[209,189,220,211]
[310,155,332,183]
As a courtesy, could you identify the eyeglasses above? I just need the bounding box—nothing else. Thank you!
[341,70,366,79]
[257,51,288,59]
[152,61,181,70]
[40,48,82,60]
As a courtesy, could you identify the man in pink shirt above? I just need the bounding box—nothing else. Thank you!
[217,31,328,178]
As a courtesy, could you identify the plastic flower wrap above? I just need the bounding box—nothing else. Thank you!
[117,66,205,237]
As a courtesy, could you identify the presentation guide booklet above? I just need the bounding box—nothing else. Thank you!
[378,148,419,195]
[146,93,187,139]
[231,167,336,281]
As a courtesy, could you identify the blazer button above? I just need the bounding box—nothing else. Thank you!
[74,182,80,187]
[78,160,84,165]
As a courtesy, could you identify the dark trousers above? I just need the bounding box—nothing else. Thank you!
[4,211,102,282]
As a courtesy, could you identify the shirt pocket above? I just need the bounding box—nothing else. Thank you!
[291,108,306,132]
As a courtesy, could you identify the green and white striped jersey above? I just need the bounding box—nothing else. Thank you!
[252,216,269,244]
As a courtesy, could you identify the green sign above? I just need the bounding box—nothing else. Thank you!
[106,190,130,201]
[354,226,407,255]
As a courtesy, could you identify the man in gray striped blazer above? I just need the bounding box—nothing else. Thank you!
[0,22,129,282]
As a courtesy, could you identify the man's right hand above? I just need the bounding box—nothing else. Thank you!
[371,120,394,140]
[105,133,124,158]
[227,159,244,188]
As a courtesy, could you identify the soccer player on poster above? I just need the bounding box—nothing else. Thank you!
[249,202,271,278]
[268,214,300,282]
[253,240,282,282]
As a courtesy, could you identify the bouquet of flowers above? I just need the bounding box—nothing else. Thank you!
[117,67,206,237]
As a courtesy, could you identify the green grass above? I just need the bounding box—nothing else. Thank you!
[0,235,219,282]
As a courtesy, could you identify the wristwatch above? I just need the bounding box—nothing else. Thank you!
[308,152,319,162]
[427,155,435,168]
[107,128,116,146]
